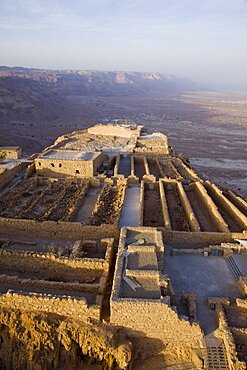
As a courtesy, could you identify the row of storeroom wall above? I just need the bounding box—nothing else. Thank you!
[142,180,247,233]
[1,173,246,232]
[116,154,198,181]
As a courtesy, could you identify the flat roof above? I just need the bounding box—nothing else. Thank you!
[138,135,166,141]
[0,146,20,150]
[41,150,100,161]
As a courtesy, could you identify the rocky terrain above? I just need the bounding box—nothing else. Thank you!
[0,308,132,369]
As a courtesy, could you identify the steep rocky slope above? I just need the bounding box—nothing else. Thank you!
[0,308,132,370]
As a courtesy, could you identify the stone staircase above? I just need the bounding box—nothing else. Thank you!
[204,335,229,370]
[227,256,242,280]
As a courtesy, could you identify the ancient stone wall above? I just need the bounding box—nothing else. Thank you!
[35,154,104,178]
[0,147,21,159]
[0,291,100,320]
[0,217,119,241]
[163,229,247,245]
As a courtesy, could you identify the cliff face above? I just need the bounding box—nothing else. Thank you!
[0,308,132,370]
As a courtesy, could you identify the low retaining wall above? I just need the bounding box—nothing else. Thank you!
[0,217,119,241]
[0,290,100,320]
[162,229,247,246]
[0,274,100,293]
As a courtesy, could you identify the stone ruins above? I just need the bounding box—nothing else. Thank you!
[0,120,246,369]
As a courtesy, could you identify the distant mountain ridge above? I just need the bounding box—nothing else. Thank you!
[0,66,199,97]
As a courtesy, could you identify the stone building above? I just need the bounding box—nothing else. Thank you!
[0,146,22,159]
[35,149,105,177]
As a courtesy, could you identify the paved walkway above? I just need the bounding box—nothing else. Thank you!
[119,185,140,227]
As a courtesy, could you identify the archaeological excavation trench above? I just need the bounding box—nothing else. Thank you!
[158,159,181,179]
[118,156,131,177]
[72,186,102,224]
[134,157,146,179]
[147,159,160,179]
[206,186,244,232]
[164,184,190,231]
[143,186,163,227]
[184,187,218,232]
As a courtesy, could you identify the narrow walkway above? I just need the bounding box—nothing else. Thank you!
[119,185,140,227]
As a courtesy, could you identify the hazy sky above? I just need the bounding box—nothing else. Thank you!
[0,0,247,88]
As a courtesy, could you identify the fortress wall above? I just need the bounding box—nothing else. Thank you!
[205,181,247,230]
[0,217,119,241]
[0,162,28,190]
[0,291,100,320]
[111,299,202,345]
[159,180,171,230]
[177,182,200,232]
[193,182,229,232]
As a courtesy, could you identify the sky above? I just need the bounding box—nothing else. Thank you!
[0,0,247,89]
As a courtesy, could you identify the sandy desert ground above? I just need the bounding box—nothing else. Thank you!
[0,90,246,197]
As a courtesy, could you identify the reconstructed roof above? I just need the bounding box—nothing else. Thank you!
[41,150,100,161]
[0,146,20,151]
